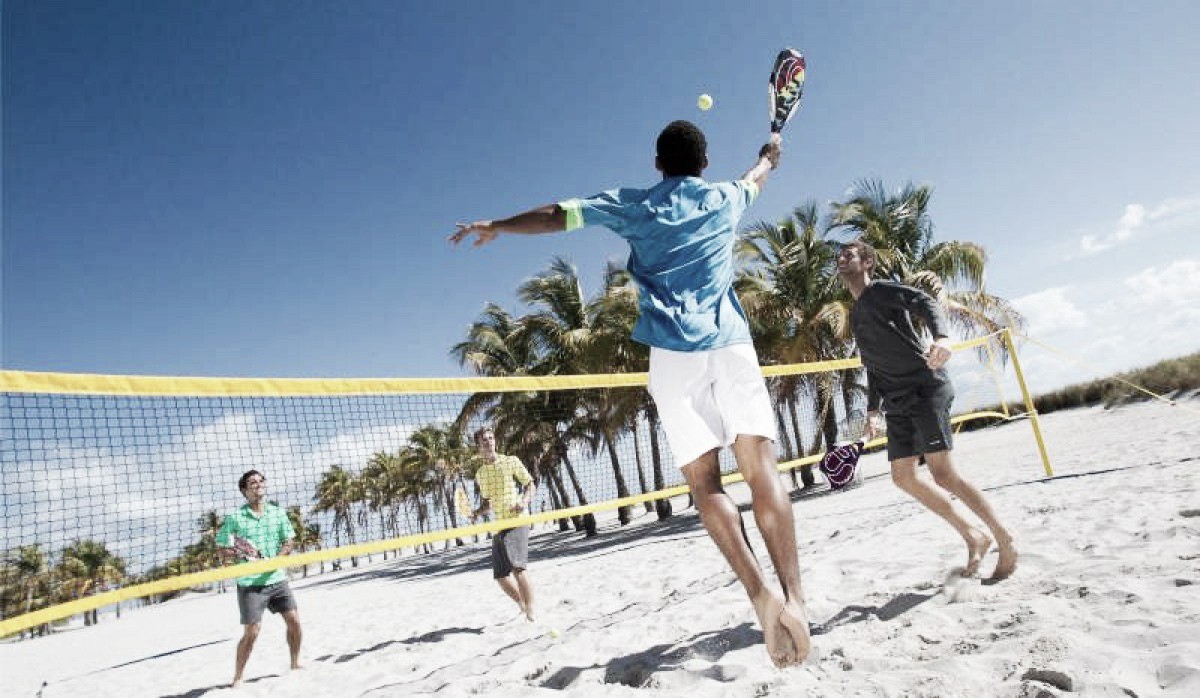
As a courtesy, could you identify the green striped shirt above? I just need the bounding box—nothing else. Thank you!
[216,502,296,587]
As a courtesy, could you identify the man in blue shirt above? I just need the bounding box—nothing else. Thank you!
[450,121,810,666]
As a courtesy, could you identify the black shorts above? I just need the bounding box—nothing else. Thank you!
[236,581,297,625]
[880,374,955,460]
[491,524,529,578]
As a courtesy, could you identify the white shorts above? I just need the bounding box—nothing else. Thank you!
[648,343,778,468]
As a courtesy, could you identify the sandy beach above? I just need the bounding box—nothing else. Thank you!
[2,398,1197,698]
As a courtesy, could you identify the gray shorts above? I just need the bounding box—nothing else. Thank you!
[236,581,297,625]
[491,524,529,578]
[881,375,955,460]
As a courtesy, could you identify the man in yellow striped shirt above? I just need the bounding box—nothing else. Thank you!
[470,426,537,620]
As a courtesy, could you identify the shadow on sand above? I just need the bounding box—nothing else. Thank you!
[313,625,485,665]
[812,591,937,635]
[538,622,761,690]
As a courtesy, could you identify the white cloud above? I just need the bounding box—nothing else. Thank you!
[1009,258,1200,394]
[1011,286,1087,337]
[1122,259,1200,307]
[1078,196,1200,254]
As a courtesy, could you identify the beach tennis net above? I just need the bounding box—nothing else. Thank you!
[0,331,1042,637]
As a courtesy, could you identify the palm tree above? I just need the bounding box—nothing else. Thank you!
[362,451,406,557]
[829,179,1024,342]
[396,446,439,553]
[56,540,127,626]
[738,203,847,483]
[286,505,323,576]
[487,394,591,533]
[191,510,226,591]
[313,464,360,567]
[406,424,471,547]
[451,278,598,535]
[3,545,52,636]
[450,303,568,510]
[517,257,634,524]
[588,262,662,517]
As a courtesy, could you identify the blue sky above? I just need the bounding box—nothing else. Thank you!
[4,1,1199,391]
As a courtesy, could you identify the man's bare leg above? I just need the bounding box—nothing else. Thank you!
[281,609,303,670]
[513,569,535,620]
[891,457,991,576]
[924,451,1018,580]
[231,622,261,687]
[496,576,528,617]
[731,435,811,663]
[682,449,803,667]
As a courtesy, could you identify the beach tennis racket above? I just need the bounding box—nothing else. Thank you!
[818,440,864,490]
[454,485,474,521]
[769,48,807,133]
[231,534,262,560]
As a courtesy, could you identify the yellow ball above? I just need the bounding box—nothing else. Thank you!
[548,628,560,639]
[697,93,713,111]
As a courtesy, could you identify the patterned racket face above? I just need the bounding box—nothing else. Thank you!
[818,441,862,490]
[769,48,807,133]
[232,534,262,559]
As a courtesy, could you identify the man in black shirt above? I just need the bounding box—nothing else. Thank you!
[838,240,1017,581]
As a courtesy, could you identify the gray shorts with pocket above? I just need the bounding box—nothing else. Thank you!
[237,580,297,625]
[491,524,529,578]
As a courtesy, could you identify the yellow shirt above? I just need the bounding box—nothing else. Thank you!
[475,454,533,520]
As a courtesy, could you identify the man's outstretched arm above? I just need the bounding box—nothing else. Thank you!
[449,204,568,247]
[740,132,783,191]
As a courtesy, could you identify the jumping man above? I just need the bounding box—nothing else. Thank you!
[450,122,810,666]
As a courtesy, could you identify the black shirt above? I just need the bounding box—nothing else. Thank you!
[849,280,950,411]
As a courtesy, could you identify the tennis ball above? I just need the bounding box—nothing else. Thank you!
[697,93,713,111]
[548,628,560,639]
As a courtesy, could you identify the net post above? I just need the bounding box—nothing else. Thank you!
[983,335,1011,418]
[1001,328,1053,476]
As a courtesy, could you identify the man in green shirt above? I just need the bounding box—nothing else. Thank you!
[216,470,302,687]
[470,427,537,621]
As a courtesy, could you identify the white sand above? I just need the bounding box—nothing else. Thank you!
[3,399,1198,697]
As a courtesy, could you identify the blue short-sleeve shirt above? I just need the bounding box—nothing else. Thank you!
[560,176,759,351]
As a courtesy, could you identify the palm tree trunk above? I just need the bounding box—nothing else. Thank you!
[442,484,465,547]
[786,395,810,488]
[776,403,800,489]
[560,452,588,504]
[630,424,654,513]
[821,378,839,451]
[604,432,633,525]
[545,466,574,532]
[340,511,359,567]
[379,510,389,559]
[560,453,596,537]
[841,367,865,433]
[646,404,672,520]
[801,381,821,487]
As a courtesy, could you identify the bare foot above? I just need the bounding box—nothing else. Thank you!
[777,597,812,664]
[291,663,304,671]
[989,536,1018,581]
[964,529,992,576]
[230,677,243,689]
[751,590,797,667]
[524,605,536,622]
